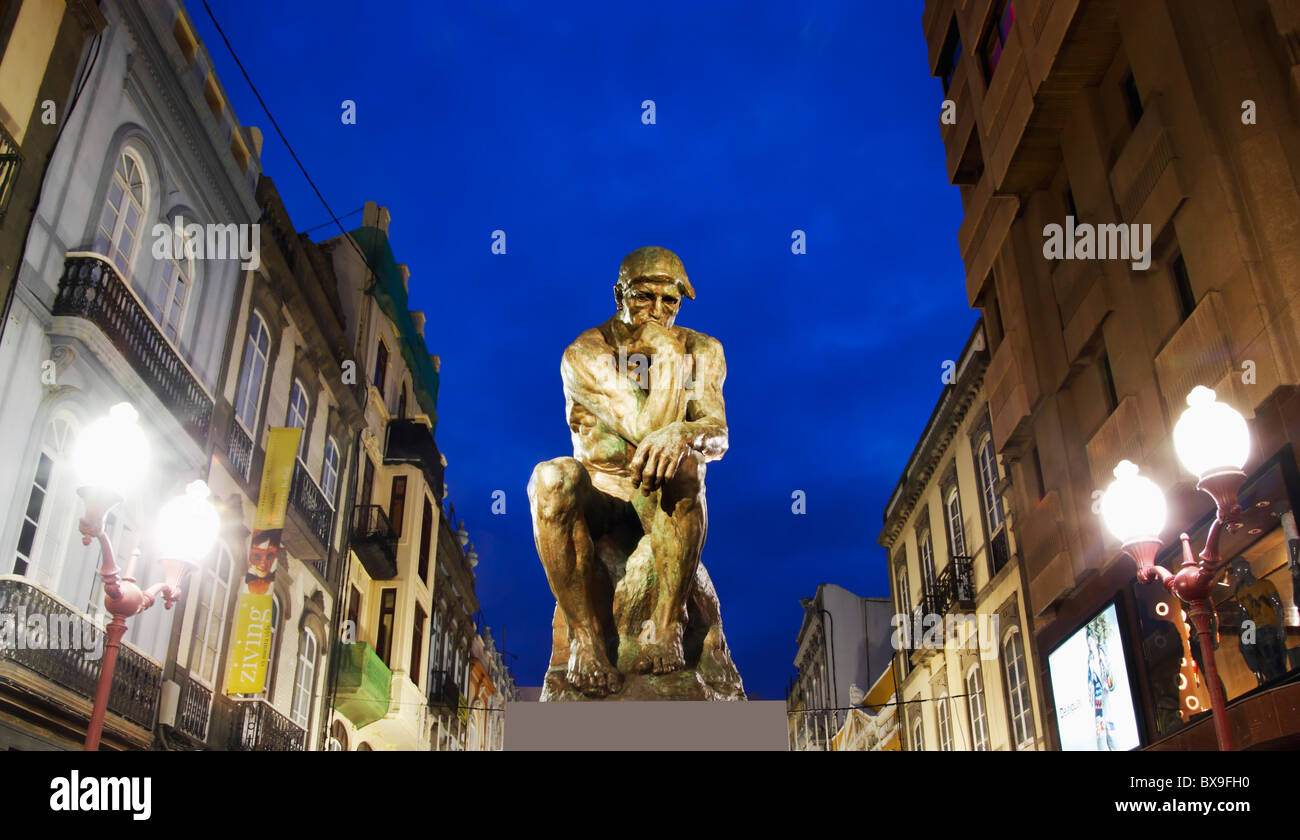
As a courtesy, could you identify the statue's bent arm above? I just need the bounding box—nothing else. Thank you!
[560,336,683,446]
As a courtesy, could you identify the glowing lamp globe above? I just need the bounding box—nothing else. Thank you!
[1101,460,1167,546]
[73,402,149,496]
[155,480,219,566]
[1173,386,1249,480]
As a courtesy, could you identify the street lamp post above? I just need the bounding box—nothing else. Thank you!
[73,403,219,751]
[1101,386,1251,751]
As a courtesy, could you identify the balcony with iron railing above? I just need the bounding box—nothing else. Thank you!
[351,504,398,580]
[0,576,162,734]
[427,669,462,711]
[174,672,213,742]
[217,695,306,751]
[53,253,214,442]
[933,555,977,615]
[0,121,21,220]
[226,416,255,481]
[290,458,334,549]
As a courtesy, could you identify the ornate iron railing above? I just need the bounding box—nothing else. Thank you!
[427,669,461,710]
[53,254,214,442]
[175,672,212,741]
[291,459,333,548]
[0,578,161,730]
[933,555,977,615]
[228,698,305,751]
[0,122,21,220]
[227,418,254,481]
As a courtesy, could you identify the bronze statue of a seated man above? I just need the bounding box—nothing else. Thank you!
[528,246,743,700]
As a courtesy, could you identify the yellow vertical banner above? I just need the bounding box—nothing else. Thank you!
[225,427,301,696]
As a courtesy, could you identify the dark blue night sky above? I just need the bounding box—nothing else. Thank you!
[193,0,977,699]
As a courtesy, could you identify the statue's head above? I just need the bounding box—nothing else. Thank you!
[614,246,694,328]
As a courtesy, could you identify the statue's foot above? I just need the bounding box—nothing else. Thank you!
[631,639,686,676]
[566,642,623,697]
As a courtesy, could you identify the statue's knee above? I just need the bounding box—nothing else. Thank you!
[529,457,585,518]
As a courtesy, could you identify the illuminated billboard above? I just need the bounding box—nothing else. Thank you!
[1048,602,1141,751]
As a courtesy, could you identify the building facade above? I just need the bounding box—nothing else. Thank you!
[0,0,264,749]
[0,0,105,339]
[880,321,1047,751]
[922,0,1300,748]
[787,585,894,751]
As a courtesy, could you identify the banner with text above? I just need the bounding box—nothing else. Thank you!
[225,427,300,696]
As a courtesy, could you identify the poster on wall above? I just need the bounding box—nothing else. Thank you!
[225,427,301,696]
[1048,602,1142,751]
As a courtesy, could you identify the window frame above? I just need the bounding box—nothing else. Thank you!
[290,628,318,729]
[979,0,1016,83]
[966,663,989,751]
[95,147,149,280]
[1002,627,1035,749]
[945,484,966,558]
[937,692,953,751]
[322,437,340,507]
[286,378,311,459]
[235,312,271,434]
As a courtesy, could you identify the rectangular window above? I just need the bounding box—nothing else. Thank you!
[967,667,989,751]
[1121,71,1143,129]
[389,475,407,538]
[1100,351,1119,413]
[374,339,389,396]
[1031,447,1047,500]
[360,456,374,512]
[14,452,53,575]
[411,604,426,685]
[945,487,965,558]
[980,1,1016,82]
[938,19,962,93]
[375,588,397,666]
[347,585,361,638]
[419,497,433,583]
[1172,253,1196,322]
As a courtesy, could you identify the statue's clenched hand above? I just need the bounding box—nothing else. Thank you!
[630,422,694,492]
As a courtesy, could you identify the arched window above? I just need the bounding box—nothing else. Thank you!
[1002,628,1034,748]
[189,542,236,687]
[235,313,270,432]
[912,716,924,751]
[94,148,149,279]
[156,254,193,342]
[895,563,910,616]
[946,485,965,557]
[977,434,1004,535]
[937,693,952,751]
[287,379,310,459]
[291,628,318,729]
[919,531,936,599]
[322,437,340,506]
[13,414,76,579]
[966,663,988,751]
[329,719,348,752]
[397,379,408,420]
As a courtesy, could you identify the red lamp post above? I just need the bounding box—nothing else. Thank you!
[73,403,218,751]
[1101,386,1252,751]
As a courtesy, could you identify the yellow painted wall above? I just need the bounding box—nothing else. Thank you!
[0,0,65,143]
